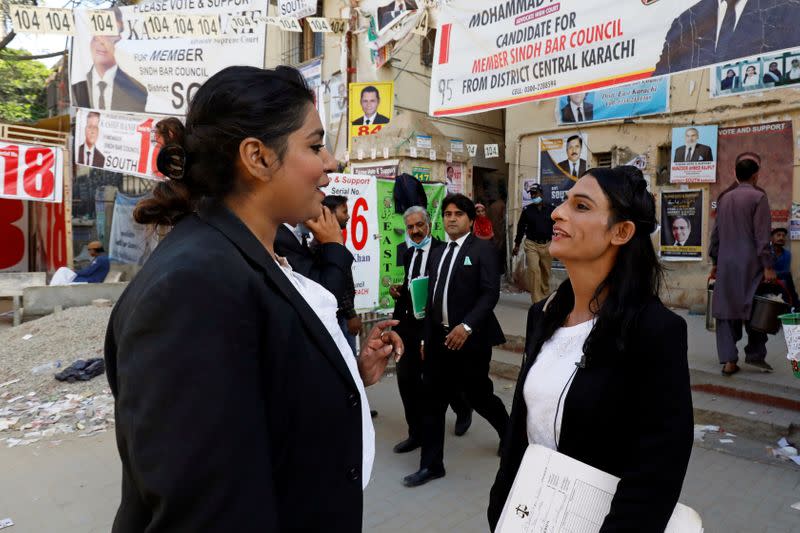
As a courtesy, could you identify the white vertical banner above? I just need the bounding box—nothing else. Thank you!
[323,174,380,311]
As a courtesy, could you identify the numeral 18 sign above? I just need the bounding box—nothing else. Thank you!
[0,142,64,203]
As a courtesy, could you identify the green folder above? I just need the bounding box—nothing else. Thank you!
[409,277,429,320]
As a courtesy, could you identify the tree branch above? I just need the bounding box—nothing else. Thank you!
[0,49,66,60]
[0,31,17,53]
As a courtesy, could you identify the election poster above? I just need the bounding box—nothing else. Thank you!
[327,72,348,127]
[376,178,446,310]
[660,189,703,261]
[710,122,794,228]
[75,108,179,180]
[69,1,267,116]
[31,198,72,273]
[429,0,800,116]
[711,48,800,97]
[445,162,464,194]
[0,199,28,272]
[362,0,419,35]
[349,81,394,145]
[0,142,64,203]
[108,192,159,265]
[670,125,718,184]
[538,132,588,205]
[555,78,669,125]
[350,160,399,179]
[412,166,432,182]
[279,0,315,19]
[521,178,539,207]
[323,174,381,311]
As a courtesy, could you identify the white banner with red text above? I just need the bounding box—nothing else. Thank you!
[0,142,64,203]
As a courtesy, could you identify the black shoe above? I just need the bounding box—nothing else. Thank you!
[393,437,420,454]
[454,410,472,436]
[745,360,774,373]
[370,410,378,418]
[403,467,445,487]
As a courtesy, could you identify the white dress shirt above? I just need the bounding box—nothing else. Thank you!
[406,239,433,286]
[569,101,586,122]
[524,320,593,450]
[362,113,377,125]
[276,257,375,489]
[567,160,581,176]
[433,232,470,327]
[91,65,117,110]
[716,0,748,44]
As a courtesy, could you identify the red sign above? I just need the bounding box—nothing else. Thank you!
[0,198,28,272]
[0,142,63,203]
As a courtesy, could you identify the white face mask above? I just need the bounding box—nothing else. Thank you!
[405,234,431,250]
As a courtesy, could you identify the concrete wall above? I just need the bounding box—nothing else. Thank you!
[505,70,800,308]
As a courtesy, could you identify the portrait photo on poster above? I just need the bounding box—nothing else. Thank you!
[556,79,670,126]
[660,189,704,261]
[538,132,589,205]
[670,125,718,183]
[711,48,800,97]
[349,81,394,145]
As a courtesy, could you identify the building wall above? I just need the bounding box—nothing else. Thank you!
[506,70,800,308]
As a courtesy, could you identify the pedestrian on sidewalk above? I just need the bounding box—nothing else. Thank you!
[770,227,799,307]
[710,154,776,376]
[512,183,555,303]
[403,194,509,488]
[104,66,403,532]
[489,166,693,532]
[390,206,472,455]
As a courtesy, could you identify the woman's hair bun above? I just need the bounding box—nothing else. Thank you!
[156,143,188,180]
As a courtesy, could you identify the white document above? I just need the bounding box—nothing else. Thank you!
[497,445,703,533]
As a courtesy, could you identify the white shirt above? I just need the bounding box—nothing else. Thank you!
[276,258,375,489]
[716,0,748,45]
[362,113,377,125]
[91,64,117,110]
[569,101,586,122]
[789,67,800,80]
[283,223,312,246]
[406,239,433,286]
[742,74,759,87]
[567,160,580,175]
[524,320,593,450]
[84,144,95,164]
[433,232,470,326]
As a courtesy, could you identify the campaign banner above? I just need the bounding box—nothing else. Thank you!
[670,125,718,183]
[538,132,588,205]
[75,108,177,179]
[108,192,159,266]
[429,0,800,116]
[349,81,394,145]
[445,162,464,194]
[0,199,28,272]
[376,178,446,310]
[711,48,800,97]
[660,189,703,261]
[350,160,399,179]
[0,141,64,203]
[362,0,419,35]
[555,78,669,125]
[32,199,71,273]
[327,72,348,127]
[69,1,267,116]
[279,0,315,19]
[412,166,432,182]
[323,174,380,311]
[711,121,794,227]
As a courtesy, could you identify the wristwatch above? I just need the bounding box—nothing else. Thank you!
[461,323,473,335]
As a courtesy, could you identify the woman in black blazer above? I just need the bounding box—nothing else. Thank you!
[488,166,693,532]
[105,66,402,532]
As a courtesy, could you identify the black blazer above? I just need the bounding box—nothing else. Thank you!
[274,224,353,299]
[76,143,105,167]
[392,238,444,336]
[72,68,148,112]
[674,143,713,163]
[557,158,588,177]
[105,203,365,532]
[560,102,594,123]
[424,233,504,347]
[351,113,391,126]
[488,290,693,532]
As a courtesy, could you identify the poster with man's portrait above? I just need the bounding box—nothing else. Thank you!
[660,189,703,261]
[670,125,718,183]
[444,163,464,194]
[538,133,589,205]
[349,81,394,145]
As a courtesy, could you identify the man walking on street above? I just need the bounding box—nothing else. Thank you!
[770,227,799,307]
[710,154,776,376]
[513,184,555,303]
[390,206,472,454]
[403,194,509,487]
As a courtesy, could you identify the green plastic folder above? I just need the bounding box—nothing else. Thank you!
[410,277,429,320]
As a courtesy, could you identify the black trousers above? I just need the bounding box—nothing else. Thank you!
[419,326,509,470]
[396,324,470,441]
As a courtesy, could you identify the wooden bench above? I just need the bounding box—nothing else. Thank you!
[0,272,47,326]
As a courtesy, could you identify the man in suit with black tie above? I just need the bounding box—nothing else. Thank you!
[351,86,391,126]
[76,111,105,168]
[653,0,800,76]
[377,0,418,31]
[390,206,472,454]
[71,7,147,112]
[403,194,509,487]
[560,93,594,123]
[674,127,714,162]
[557,134,588,179]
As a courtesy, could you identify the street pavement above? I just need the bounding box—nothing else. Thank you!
[1,374,799,533]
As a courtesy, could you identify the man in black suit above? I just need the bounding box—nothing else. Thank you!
[351,86,391,126]
[377,0,418,31]
[390,206,472,454]
[560,93,594,123]
[670,216,700,247]
[673,127,714,162]
[71,7,147,112]
[557,134,588,178]
[76,111,105,168]
[403,194,509,487]
[654,0,800,76]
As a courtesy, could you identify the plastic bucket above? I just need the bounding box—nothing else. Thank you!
[778,313,800,379]
[750,296,790,334]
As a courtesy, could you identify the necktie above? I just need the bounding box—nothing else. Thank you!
[87,149,92,164]
[577,107,584,122]
[687,147,693,161]
[432,242,458,325]
[365,117,371,125]
[571,164,578,177]
[717,0,738,56]
[97,81,107,109]
[301,232,309,249]
[410,248,424,280]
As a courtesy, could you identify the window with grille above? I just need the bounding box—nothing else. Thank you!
[594,152,612,168]
[278,0,323,66]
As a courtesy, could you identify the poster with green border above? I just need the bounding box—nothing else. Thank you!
[412,166,432,183]
[376,178,447,310]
